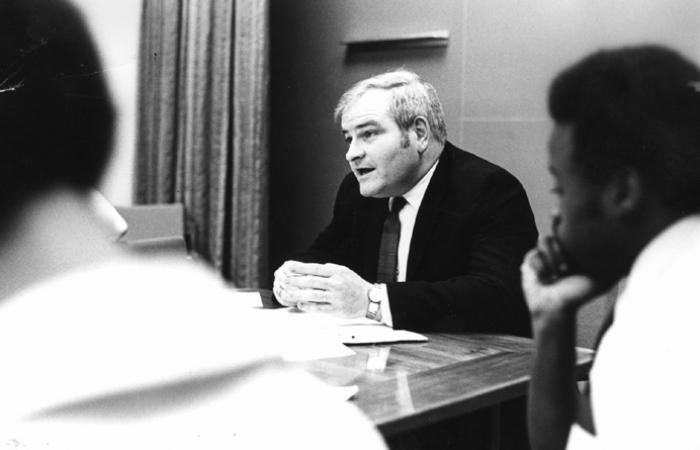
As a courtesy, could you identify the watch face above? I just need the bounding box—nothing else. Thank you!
[366,286,382,321]
[369,288,381,303]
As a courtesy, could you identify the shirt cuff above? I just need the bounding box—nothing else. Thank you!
[377,284,393,328]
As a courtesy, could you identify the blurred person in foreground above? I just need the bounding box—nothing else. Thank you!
[522,45,700,449]
[0,1,386,448]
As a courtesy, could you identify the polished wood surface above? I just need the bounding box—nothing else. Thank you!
[303,333,593,436]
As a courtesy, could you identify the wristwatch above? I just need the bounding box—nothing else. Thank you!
[366,284,384,321]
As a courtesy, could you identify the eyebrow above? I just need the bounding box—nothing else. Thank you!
[342,120,381,134]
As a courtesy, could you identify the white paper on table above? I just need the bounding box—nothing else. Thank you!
[240,307,356,362]
[336,324,428,345]
[260,308,428,345]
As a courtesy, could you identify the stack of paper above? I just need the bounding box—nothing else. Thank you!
[335,324,427,345]
[229,291,428,359]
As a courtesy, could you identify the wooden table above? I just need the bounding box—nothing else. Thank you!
[303,333,593,437]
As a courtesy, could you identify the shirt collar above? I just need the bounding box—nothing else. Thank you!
[394,159,439,210]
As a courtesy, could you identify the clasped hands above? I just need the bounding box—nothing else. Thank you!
[273,261,373,319]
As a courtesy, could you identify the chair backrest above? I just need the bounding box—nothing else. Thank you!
[115,204,187,256]
[124,236,189,256]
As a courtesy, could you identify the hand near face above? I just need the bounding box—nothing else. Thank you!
[273,260,372,319]
[521,235,601,323]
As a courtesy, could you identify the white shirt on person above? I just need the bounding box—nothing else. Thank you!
[380,160,439,327]
[567,215,700,449]
[0,255,387,449]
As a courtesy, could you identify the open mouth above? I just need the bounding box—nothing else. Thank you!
[356,168,374,176]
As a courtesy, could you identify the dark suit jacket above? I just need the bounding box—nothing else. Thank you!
[297,142,537,336]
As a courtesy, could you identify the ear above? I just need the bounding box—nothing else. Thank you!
[603,169,643,217]
[412,116,430,153]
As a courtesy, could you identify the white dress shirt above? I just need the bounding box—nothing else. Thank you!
[566,215,700,449]
[379,160,439,327]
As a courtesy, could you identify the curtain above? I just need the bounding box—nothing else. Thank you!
[136,0,269,287]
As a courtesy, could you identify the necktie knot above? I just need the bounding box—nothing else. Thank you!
[390,196,406,214]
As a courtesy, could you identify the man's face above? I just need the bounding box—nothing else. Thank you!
[341,89,422,198]
[548,124,624,284]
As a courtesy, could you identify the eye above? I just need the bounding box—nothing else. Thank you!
[344,135,352,145]
[550,186,563,196]
[360,130,377,140]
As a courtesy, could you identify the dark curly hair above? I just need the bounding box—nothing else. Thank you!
[549,45,700,214]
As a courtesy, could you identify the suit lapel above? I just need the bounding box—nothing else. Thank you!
[406,145,452,280]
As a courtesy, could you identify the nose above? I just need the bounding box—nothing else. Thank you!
[345,139,364,162]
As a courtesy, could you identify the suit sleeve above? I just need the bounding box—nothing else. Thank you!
[292,174,358,266]
[386,170,537,336]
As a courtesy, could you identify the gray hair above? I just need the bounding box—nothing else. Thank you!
[334,69,447,144]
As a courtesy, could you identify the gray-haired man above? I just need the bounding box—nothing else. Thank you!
[275,69,537,336]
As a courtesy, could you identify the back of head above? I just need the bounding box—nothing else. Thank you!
[549,45,700,215]
[334,69,448,145]
[0,0,115,219]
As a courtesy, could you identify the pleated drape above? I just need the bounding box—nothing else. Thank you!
[136,0,269,287]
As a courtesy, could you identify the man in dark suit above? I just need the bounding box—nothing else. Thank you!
[274,69,537,336]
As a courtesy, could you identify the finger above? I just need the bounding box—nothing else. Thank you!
[536,236,558,276]
[273,273,284,287]
[272,281,286,299]
[554,275,600,310]
[273,267,291,287]
[281,286,334,305]
[521,250,534,271]
[294,288,333,304]
[544,235,569,274]
[280,260,299,270]
[522,248,539,268]
[272,278,287,296]
[273,285,297,307]
[275,282,308,306]
[297,301,335,314]
[275,261,294,276]
[521,250,547,298]
[276,264,308,289]
[540,236,561,277]
[550,210,562,233]
[276,261,302,280]
[523,246,553,284]
[284,261,338,277]
[284,275,334,291]
[521,248,540,274]
[276,287,301,305]
[275,292,296,307]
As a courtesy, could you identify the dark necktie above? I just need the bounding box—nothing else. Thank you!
[376,197,406,283]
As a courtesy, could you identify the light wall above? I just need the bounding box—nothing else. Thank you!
[74,0,142,206]
[460,0,700,234]
[459,0,699,346]
[271,0,700,261]
[270,0,700,346]
[75,0,700,345]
